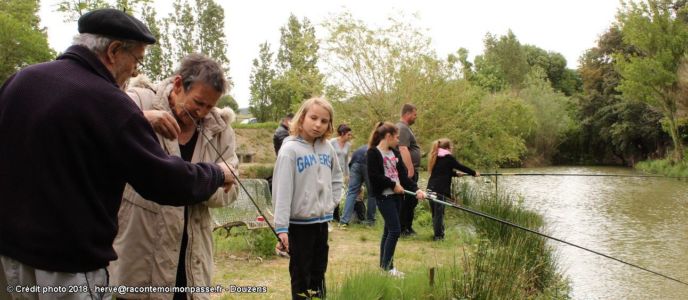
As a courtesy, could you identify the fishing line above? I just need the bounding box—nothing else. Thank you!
[404,190,688,287]
[482,172,685,179]
[179,106,286,253]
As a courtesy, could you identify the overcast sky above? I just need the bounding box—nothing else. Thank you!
[39,0,621,108]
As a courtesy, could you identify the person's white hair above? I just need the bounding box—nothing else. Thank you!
[72,33,140,56]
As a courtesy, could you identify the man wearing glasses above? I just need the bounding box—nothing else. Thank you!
[0,8,235,299]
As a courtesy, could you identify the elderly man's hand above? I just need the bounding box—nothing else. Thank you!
[144,110,181,140]
[217,163,237,192]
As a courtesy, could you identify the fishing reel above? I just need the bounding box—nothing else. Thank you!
[275,242,290,258]
[425,189,439,201]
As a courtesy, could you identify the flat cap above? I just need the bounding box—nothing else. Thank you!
[78,8,156,44]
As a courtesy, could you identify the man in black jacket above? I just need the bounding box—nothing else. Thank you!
[273,112,294,155]
[0,9,235,299]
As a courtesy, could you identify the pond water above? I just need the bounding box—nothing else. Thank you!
[492,166,688,299]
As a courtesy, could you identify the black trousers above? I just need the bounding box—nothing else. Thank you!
[428,198,446,238]
[289,223,329,299]
[399,170,419,233]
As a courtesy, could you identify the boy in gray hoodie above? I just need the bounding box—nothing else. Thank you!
[272,97,343,299]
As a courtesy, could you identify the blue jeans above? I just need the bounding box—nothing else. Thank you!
[377,194,402,270]
[340,163,376,224]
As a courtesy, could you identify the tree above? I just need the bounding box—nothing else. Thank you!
[616,0,688,161]
[139,1,166,80]
[168,0,194,62]
[322,11,433,122]
[56,0,150,21]
[217,94,238,111]
[270,14,324,117]
[447,48,473,80]
[194,0,229,72]
[523,45,582,96]
[249,42,276,122]
[57,0,232,84]
[56,0,109,21]
[0,0,55,83]
[473,31,530,92]
[155,0,231,85]
[520,70,577,164]
[323,12,535,167]
[560,26,670,165]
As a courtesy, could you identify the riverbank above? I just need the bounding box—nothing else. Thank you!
[636,158,688,177]
[210,178,570,299]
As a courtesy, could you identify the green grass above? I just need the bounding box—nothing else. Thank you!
[240,164,274,178]
[213,226,277,259]
[210,175,569,299]
[636,158,688,178]
[459,181,566,297]
[329,239,568,299]
[233,121,279,129]
[327,180,570,299]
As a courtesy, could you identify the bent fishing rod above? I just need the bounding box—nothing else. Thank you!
[180,107,287,253]
[404,190,688,287]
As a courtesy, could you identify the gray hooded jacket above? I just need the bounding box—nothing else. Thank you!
[272,136,344,233]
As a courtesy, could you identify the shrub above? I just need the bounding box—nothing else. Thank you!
[233,121,279,129]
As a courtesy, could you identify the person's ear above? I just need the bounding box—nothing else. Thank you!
[172,75,184,95]
[104,41,123,65]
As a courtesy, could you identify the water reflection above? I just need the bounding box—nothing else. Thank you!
[492,166,688,299]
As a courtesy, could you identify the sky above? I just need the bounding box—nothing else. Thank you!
[38,0,621,108]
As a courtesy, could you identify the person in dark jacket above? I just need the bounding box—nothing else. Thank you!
[426,138,480,241]
[0,9,234,299]
[268,112,294,193]
[367,122,425,277]
[273,112,294,155]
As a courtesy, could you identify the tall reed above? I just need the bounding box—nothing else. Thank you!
[328,181,570,299]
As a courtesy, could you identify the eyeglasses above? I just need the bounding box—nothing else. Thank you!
[127,52,145,74]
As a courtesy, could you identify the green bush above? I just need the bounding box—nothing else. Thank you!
[636,158,688,178]
[247,229,278,258]
[455,182,567,296]
[212,227,277,259]
[233,121,279,129]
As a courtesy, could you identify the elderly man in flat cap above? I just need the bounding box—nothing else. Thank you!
[0,9,236,300]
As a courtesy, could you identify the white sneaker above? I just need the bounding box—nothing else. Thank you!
[388,268,405,278]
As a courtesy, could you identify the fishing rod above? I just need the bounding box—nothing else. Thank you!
[180,107,287,254]
[404,190,688,287]
[481,172,685,179]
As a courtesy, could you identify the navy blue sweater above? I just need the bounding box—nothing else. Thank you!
[0,46,225,272]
